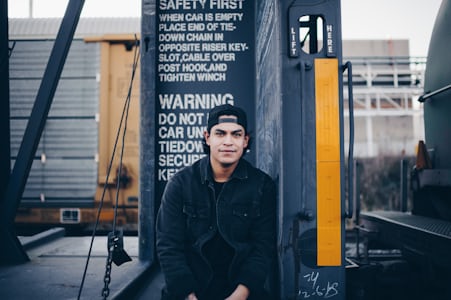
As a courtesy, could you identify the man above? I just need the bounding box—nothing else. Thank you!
[156,104,276,300]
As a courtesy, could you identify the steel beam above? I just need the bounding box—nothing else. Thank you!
[139,0,157,262]
[0,1,10,202]
[0,0,85,265]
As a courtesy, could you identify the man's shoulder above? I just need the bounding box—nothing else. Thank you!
[240,159,274,182]
[169,157,205,181]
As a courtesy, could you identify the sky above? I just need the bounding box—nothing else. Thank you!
[341,0,442,57]
[7,0,443,57]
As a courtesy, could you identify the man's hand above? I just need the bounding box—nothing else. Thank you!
[186,292,198,300]
[225,284,250,300]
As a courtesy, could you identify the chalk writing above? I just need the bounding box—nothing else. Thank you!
[298,271,339,299]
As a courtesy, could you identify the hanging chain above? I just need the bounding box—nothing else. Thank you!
[101,240,115,299]
[77,36,139,300]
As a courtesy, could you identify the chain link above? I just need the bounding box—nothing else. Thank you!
[101,244,115,299]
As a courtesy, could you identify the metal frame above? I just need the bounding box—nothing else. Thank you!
[0,0,85,265]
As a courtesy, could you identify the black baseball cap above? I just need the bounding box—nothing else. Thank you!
[207,104,248,132]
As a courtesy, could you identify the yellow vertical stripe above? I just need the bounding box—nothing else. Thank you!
[315,58,342,266]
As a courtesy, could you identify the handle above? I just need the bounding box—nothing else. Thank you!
[343,61,354,219]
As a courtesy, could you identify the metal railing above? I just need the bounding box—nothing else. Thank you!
[343,56,426,117]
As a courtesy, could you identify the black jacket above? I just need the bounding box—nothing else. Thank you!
[156,156,276,299]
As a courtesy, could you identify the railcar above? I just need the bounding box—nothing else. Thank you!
[9,34,141,233]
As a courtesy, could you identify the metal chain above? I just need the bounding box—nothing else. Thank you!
[101,243,115,299]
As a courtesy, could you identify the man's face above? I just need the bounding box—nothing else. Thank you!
[204,115,249,168]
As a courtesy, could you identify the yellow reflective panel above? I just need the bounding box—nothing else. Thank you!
[315,58,341,266]
[316,161,341,266]
[315,58,340,161]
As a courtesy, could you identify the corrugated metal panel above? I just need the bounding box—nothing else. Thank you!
[15,159,97,202]
[9,39,100,206]
[10,78,99,117]
[10,119,98,158]
[8,17,140,40]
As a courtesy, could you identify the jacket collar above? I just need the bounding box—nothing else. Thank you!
[200,156,249,184]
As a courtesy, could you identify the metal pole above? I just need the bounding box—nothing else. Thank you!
[0,0,11,203]
[0,0,26,266]
[139,0,156,262]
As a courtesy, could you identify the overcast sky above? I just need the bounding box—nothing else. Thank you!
[8,0,443,56]
[341,0,442,56]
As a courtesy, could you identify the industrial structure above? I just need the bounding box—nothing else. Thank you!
[7,18,425,230]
